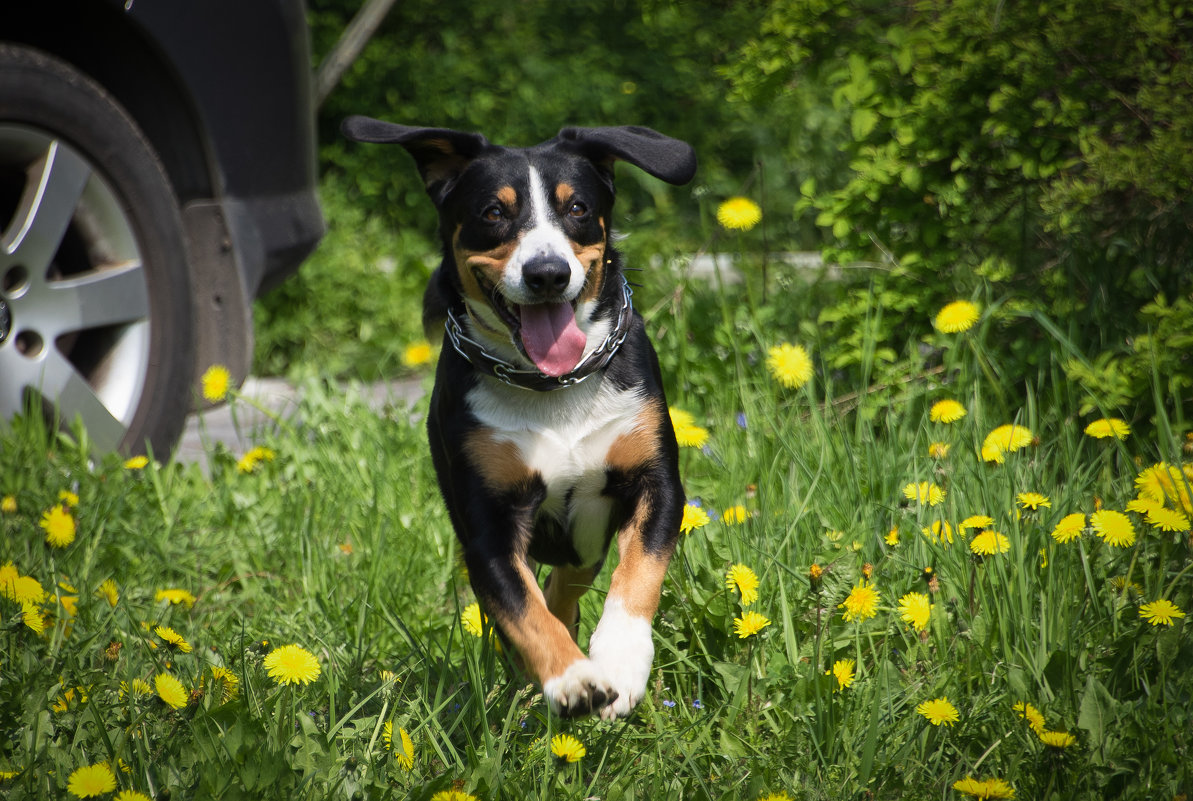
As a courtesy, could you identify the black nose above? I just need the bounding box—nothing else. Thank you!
[522,256,572,295]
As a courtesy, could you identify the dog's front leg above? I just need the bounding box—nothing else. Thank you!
[587,484,683,720]
[464,538,620,718]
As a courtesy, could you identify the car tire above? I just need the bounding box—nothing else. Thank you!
[0,42,195,456]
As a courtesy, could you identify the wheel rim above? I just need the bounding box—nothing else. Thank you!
[0,124,151,451]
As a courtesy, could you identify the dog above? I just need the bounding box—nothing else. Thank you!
[341,117,696,719]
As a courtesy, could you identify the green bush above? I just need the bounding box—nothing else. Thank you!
[724,0,1193,419]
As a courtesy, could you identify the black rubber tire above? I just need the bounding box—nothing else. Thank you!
[0,42,194,456]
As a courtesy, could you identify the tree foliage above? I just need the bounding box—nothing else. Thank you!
[726,0,1193,417]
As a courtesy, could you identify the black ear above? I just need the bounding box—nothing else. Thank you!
[554,126,696,186]
[340,115,491,200]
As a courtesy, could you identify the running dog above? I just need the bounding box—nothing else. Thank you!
[341,117,695,719]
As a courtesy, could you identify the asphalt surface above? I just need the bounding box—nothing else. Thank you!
[176,376,425,470]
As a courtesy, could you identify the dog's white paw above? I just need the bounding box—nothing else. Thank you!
[588,599,654,720]
[542,659,619,718]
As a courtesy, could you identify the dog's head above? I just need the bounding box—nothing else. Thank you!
[342,118,696,377]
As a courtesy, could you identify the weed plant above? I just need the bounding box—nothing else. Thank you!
[2,231,1191,799]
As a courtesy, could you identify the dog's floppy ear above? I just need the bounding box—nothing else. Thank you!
[341,115,490,201]
[554,126,697,186]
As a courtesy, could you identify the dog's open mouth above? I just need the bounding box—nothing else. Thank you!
[476,270,587,377]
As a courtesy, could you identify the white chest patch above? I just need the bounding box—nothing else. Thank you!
[467,378,647,566]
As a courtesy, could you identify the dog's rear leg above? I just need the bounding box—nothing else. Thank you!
[543,565,599,641]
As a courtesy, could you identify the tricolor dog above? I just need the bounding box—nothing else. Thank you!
[341,117,696,719]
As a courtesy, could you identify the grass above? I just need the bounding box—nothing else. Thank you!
[2,248,1192,800]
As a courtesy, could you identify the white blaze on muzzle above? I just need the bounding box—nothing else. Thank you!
[503,166,588,377]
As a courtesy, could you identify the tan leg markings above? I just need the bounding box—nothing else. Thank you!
[489,559,586,685]
[543,565,598,640]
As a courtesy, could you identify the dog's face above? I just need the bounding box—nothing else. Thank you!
[340,119,697,377]
[442,149,613,376]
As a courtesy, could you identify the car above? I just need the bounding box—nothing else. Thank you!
[0,0,324,456]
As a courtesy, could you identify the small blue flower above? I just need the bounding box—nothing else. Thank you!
[692,699,703,710]
[736,412,748,429]
[662,699,676,708]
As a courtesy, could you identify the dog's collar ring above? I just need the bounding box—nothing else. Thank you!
[445,276,634,392]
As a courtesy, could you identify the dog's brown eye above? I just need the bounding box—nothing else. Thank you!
[482,206,504,222]
[568,201,588,218]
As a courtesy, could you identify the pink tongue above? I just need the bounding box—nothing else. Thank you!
[520,302,587,377]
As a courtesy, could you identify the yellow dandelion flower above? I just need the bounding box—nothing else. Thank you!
[733,610,772,638]
[982,424,1034,459]
[155,588,196,608]
[201,364,231,402]
[933,300,980,333]
[953,777,1015,799]
[0,495,16,514]
[430,791,479,801]
[123,455,149,470]
[21,603,46,633]
[897,591,933,632]
[1084,418,1130,440]
[1090,509,1135,548]
[721,505,749,525]
[115,791,153,801]
[959,515,994,532]
[827,658,856,690]
[402,340,434,367]
[237,445,276,474]
[154,673,189,710]
[67,762,117,798]
[668,407,709,449]
[903,481,946,506]
[1,565,45,605]
[119,678,153,701]
[725,563,760,606]
[1147,506,1190,532]
[1134,462,1193,513]
[384,722,415,770]
[209,666,240,704]
[263,643,321,686]
[766,343,813,389]
[550,733,587,762]
[1126,495,1164,516]
[1016,492,1051,511]
[96,579,119,607]
[1139,599,1185,626]
[970,529,1010,556]
[680,503,710,534]
[884,526,900,546]
[1038,730,1076,748]
[756,794,794,801]
[929,399,967,423]
[460,602,486,637]
[838,581,880,622]
[40,505,76,548]
[154,625,192,653]
[916,696,960,726]
[928,441,951,458]
[1012,701,1046,733]
[716,196,762,231]
[930,299,978,334]
[921,520,955,545]
[58,489,79,507]
[1050,513,1086,544]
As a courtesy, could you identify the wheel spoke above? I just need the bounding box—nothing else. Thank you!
[43,261,149,333]
[1,140,91,270]
[34,348,128,451]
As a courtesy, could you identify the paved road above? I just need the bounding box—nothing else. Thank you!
[176,376,425,469]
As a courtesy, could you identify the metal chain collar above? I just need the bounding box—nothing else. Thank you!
[444,275,634,392]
